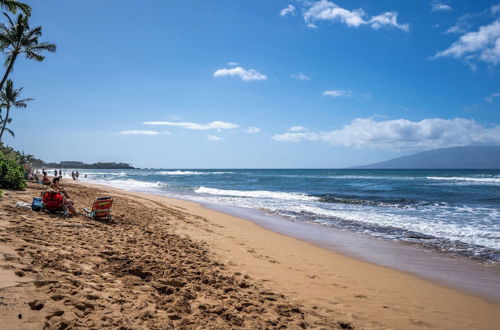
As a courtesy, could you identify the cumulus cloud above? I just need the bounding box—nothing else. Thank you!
[291,73,311,80]
[117,130,168,136]
[207,135,222,141]
[272,118,500,151]
[246,127,260,134]
[289,126,307,132]
[432,3,452,12]
[323,90,352,97]
[435,20,500,65]
[303,0,409,32]
[144,120,239,131]
[485,92,500,103]
[280,4,296,17]
[227,61,239,66]
[213,66,267,81]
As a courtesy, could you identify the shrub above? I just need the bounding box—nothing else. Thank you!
[0,150,26,190]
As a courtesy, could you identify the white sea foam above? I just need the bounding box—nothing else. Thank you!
[195,186,318,201]
[159,171,233,175]
[85,178,165,191]
[286,204,500,249]
[426,176,500,185]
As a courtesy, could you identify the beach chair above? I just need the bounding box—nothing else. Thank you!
[41,191,65,214]
[83,197,113,220]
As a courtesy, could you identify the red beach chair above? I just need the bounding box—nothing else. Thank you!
[42,191,65,213]
[83,197,113,220]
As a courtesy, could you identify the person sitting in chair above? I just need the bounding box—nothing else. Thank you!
[49,177,78,216]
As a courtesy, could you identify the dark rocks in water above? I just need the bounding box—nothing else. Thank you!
[404,233,435,240]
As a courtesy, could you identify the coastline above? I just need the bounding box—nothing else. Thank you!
[75,181,500,326]
[1,180,499,329]
[79,178,500,302]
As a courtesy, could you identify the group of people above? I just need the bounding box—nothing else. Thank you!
[30,169,81,185]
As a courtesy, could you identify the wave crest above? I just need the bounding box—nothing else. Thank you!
[195,186,318,201]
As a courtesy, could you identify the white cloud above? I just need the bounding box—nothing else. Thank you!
[323,90,352,97]
[291,73,311,80]
[117,130,167,136]
[213,66,267,81]
[435,20,500,65]
[303,0,409,32]
[280,4,296,17]
[445,25,466,34]
[369,12,409,31]
[246,127,260,134]
[272,118,500,151]
[289,126,307,132]
[144,120,239,131]
[485,92,500,103]
[207,135,222,141]
[432,3,452,12]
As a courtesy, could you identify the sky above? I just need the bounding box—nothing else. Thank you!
[3,0,500,168]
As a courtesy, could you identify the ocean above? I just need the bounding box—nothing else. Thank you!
[68,169,499,263]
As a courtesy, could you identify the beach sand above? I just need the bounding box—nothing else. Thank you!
[0,181,499,329]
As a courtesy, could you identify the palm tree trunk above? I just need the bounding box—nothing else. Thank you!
[0,105,11,142]
[0,52,18,93]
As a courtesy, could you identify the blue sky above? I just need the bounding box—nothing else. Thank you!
[3,0,500,168]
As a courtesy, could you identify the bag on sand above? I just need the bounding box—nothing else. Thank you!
[31,197,43,211]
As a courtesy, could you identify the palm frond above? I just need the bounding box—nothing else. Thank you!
[5,126,14,137]
[0,1,31,16]
[25,50,43,61]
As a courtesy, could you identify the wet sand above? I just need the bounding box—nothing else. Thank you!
[0,181,499,329]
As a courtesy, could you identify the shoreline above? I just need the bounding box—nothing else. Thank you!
[1,181,499,329]
[76,182,500,319]
[79,179,500,303]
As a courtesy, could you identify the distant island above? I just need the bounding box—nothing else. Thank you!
[41,161,135,169]
[355,145,500,169]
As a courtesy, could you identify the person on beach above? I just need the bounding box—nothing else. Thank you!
[42,172,51,185]
[54,169,58,177]
[59,169,62,176]
[49,177,78,216]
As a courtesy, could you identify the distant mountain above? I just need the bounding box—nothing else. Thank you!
[43,161,135,169]
[355,146,500,169]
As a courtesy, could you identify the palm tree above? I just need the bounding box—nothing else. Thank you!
[0,115,13,138]
[0,13,55,93]
[0,0,31,16]
[0,79,33,141]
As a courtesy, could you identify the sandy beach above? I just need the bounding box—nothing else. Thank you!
[0,180,499,329]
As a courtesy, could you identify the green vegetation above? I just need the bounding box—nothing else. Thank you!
[0,148,25,189]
